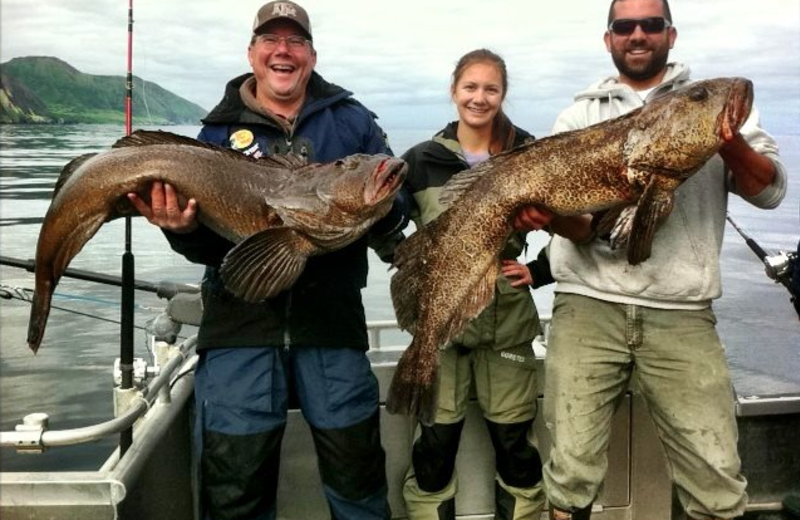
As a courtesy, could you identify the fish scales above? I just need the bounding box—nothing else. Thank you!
[387,78,754,424]
[28,131,407,353]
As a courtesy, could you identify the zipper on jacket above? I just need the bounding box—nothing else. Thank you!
[283,290,293,350]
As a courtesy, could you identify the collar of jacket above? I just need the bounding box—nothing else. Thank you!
[201,71,353,126]
[431,121,464,159]
[426,121,534,163]
[413,121,466,167]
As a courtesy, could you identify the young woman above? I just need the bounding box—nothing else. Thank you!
[398,48,548,520]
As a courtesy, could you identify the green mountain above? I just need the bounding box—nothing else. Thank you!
[0,56,207,125]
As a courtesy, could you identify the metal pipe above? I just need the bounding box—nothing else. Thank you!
[111,364,195,490]
[366,319,400,349]
[0,337,197,449]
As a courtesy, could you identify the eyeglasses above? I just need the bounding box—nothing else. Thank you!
[608,17,671,36]
[255,34,310,49]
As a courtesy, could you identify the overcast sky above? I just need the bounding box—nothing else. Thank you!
[2,0,799,153]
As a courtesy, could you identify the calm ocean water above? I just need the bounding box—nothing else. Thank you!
[0,124,797,472]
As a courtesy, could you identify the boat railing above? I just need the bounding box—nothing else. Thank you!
[367,319,406,351]
[0,311,420,454]
[0,265,549,454]
[0,335,198,452]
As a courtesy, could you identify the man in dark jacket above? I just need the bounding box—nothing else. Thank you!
[129,2,407,519]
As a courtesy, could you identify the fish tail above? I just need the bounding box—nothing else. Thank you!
[26,289,51,354]
[27,210,107,353]
[385,339,439,426]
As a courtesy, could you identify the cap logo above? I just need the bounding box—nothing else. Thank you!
[272,2,297,18]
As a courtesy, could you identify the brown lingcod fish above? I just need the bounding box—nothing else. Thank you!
[387,77,754,424]
[28,130,406,353]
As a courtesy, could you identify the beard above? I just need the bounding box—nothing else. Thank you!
[611,44,670,82]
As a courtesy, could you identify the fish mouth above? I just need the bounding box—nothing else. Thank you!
[364,158,407,205]
[720,78,753,141]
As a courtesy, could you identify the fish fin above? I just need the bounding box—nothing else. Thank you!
[53,153,97,197]
[113,130,261,162]
[438,143,533,209]
[390,225,438,333]
[385,338,439,426]
[438,163,492,209]
[626,176,677,265]
[108,196,142,220]
[273,204,370,250]
[113,130,304,170]
[257,153,308,169]
[112,130,212,148]
[440,263,497,347]
[592,207,625,238]
[220,228,315,302]
[393,221,497,346]
[608,206,638,250]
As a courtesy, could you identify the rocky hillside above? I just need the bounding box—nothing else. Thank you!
[0,56,207,125]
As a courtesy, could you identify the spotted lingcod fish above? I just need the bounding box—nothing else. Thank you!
[387,77,754,424]
[28,130,406,353]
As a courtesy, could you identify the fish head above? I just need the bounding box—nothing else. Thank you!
[623,77,754,180]
[317,154,408,217]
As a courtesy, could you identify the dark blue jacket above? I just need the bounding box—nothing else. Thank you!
[165,72,408,351]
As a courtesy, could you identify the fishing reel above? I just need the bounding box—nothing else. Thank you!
[763,249,799,319]
[726,214,799,318]
[763,249,797,286]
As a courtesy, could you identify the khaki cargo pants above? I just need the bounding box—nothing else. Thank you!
[542,293,748,519]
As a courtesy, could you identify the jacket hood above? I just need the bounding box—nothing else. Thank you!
[202,71,353,124]
[573,62,692,103]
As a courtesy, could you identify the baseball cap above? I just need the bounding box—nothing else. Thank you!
[252,1,312,41]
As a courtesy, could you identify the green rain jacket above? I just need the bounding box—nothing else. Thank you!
[399,122,542,350]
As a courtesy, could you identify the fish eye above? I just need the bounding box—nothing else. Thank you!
[688,87,709,102]
[340,159,358,170]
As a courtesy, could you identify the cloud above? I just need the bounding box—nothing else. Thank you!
[2,0,799,144]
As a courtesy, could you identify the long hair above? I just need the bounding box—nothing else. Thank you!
[451,48,516,154]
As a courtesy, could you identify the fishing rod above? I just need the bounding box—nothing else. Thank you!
[726,213,798,316]
[0,255,198,299]
[120,0,136,455]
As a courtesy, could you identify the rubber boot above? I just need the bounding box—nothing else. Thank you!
[402,466,457,520]
[437,498,455,520]
[495,480,515,520]
[549,503,592,520]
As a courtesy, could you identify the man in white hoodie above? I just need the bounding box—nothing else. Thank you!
[532,1,788,519]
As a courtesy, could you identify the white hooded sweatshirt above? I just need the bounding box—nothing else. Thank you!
[549,63,787,309]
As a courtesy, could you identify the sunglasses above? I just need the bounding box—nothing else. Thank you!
[608,17,671,35]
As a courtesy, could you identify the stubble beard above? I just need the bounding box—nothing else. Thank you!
[612,46,670,83]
